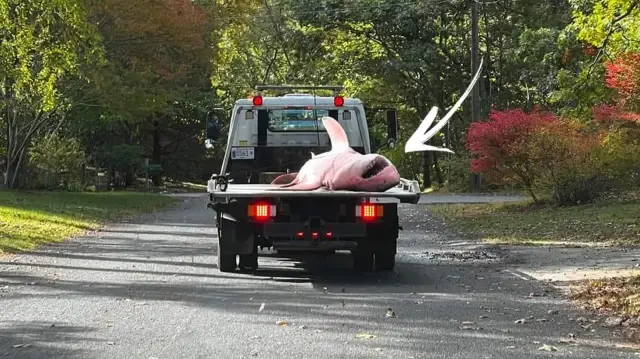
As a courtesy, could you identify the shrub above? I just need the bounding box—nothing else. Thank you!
[466,108,558,202]
[466,108,622,205]
[28,134,87,190]
[527,120,610,205]
[598,126,640,188]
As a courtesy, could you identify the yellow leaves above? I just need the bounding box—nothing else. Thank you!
[571,0,640,54]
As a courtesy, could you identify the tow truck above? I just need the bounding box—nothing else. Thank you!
[205,85,421,273]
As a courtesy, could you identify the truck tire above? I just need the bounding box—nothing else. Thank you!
[352,248,375,272]
[375,252,395,271]
[217,250,237,272]
[374,237,397,272]
[238,249,258,272]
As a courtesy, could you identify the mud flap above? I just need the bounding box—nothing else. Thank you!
[219,217,256,255]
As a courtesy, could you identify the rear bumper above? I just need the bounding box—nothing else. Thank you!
[272,239,357,251]
[262,222,366,238]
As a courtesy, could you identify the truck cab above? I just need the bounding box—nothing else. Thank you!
[205,85,420,273]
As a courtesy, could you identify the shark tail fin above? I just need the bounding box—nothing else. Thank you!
[321,116,350,152]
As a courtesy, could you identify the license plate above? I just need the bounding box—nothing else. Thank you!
[231,147,255,160]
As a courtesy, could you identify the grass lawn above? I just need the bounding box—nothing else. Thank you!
[427,191,640,246]
[0,190,180,253]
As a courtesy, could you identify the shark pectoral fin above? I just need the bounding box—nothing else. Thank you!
[321,116,350,152]
[278,180,322,191]
[271,173,298,185]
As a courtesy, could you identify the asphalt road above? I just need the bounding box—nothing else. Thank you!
[0,193,636,359]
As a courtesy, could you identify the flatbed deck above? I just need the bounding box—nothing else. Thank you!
[207,183,421,203]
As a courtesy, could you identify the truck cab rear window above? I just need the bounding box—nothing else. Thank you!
[267,108,329,132]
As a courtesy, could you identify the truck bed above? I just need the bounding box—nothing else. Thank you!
[207,181,421,204]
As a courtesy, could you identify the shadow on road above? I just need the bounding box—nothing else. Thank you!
[0,321,98,359]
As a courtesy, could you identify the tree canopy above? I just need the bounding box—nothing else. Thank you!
[0,0,638,195]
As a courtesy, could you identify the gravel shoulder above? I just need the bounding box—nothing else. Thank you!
[0,193,638,358]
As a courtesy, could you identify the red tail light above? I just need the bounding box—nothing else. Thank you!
[355,204,383,221]
[334,96,344,107]
[253,95,263,106]
[247,202,275,220]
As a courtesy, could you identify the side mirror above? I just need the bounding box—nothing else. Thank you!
[386,110,397,144]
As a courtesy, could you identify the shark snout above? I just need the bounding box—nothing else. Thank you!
[361,156,392,179]
[351,154,400,191]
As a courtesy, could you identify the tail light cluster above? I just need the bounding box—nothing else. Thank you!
[355,204,383,221]
[247,202,276,221]
[248,202,384,223]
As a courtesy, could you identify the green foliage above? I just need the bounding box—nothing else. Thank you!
[599,126,640,186]
[28,133,86,190]
[570,0,640,54]
[437,152,475,193]
[108,144,143,175]
[0,0,103,188]
[1,0,637,198]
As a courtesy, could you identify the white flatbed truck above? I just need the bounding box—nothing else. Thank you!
[205,85,421,273]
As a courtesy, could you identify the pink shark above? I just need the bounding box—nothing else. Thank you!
[270,116,401,192]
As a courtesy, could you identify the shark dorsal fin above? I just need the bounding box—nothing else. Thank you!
[321,116,349,152]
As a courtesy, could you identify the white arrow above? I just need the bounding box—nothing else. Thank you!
[404,57,484,154]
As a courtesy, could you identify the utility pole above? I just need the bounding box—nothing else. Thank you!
[470,0,481,192]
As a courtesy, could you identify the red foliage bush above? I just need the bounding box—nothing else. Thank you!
[466,108,607,204]
[604,52,640,102]
[467,108,557,174]
[594,52,640,124]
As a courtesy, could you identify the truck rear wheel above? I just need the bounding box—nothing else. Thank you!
[238,248,258,272]
[217,250,237,272]
[373,237,397,271]
[353,247,375,272]
[374,252,395,271]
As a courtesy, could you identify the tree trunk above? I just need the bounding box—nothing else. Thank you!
[422,152,432,188]
[10,146,27,189]
[433,152,443,186]
[152,119,162,186]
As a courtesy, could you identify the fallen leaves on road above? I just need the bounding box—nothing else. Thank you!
[514,318,527,324]
[603,316,624,328]
[259,303,265,312]
[11,344,31,348]
[537,344,558,352]
[356,333,376,339]
[276,320,289,327]
[459,325,483,331]
[385,308,396,318]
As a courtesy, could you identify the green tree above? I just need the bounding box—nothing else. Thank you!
[0,0,103,188]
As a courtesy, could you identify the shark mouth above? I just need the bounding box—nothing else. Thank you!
[362,158,390,179]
